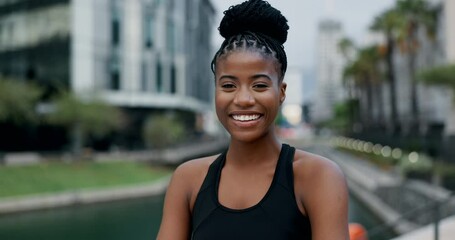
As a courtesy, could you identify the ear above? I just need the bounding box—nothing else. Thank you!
[279,82,287,105]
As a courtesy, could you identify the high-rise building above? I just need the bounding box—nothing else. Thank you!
[313,19,346,122]
[0,0,216,149]
[73,0,215,111]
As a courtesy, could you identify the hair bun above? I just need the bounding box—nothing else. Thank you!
[219,0,289,45]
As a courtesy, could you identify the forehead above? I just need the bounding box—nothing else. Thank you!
[215,50,280,77]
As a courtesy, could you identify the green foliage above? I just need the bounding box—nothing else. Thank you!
[343,46,382,82]
[370,8,405,35]
[321,100,358,133]
[418,64,455,90]
[337,37,355,61]
[395,0,438,51]
[47,92,123,137]
[0,79,42,124]
[143,114,186,149]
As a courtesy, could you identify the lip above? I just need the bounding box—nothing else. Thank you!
[228,111,264,128]
[229,110,263,116]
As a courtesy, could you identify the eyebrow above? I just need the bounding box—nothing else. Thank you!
[218,74,272,81]
[251,74,272,81]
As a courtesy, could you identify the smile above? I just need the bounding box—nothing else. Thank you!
[231,114,262,122]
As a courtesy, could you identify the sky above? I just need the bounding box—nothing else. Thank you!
[210,0,396,70]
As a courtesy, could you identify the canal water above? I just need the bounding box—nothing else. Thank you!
[0,193,396,240]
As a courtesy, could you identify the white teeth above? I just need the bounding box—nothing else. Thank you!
[232,114,261,121]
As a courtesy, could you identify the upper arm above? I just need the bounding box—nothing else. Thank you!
[297,155,349,240]
[157,163,193,240]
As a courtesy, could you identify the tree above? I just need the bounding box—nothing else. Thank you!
[418,64,455,181]
[0,78,42,124]
[342,46,383,129]
[143,113,186,150]
[418,64,455,89]
[418,64,455,136]
[338,37,358,132]
[46,92,123,156]
[338,37,355,62]
[395,0,438,129]
[370,8,405,133]
[338,37,357,99]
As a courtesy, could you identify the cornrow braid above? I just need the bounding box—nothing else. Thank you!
[211,32,287,79]
[212,0,289,80]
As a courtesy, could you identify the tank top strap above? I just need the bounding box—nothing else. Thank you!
[276,143,296,193]
[199,149,226,193]
[192,149,227,232]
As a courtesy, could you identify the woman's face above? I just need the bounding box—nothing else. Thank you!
[215,50,286,143]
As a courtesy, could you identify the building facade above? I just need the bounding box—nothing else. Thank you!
[0,0,216,150]
[72,0,214,112]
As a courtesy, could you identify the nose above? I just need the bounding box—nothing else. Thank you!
[233,88,255,107]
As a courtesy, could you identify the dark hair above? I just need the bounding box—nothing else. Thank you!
[211,0,289,79]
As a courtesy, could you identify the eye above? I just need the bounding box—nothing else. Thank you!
[221,83,236,89]
[253,83,269,89]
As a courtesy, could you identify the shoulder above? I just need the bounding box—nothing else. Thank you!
[158,154,220,239]
[292,148,348,211]
[169,154,220,208]
[173,154,218,182]
[292,148,346,185]
[292,148,349,238]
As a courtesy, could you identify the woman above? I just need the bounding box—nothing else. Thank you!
[157,0,349,239]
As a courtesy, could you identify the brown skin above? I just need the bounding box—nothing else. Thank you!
[157,50,349,240]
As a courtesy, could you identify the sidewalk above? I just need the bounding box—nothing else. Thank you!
[297,140,455,239]
[391,215,455,240]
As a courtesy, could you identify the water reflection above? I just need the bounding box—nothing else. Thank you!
[0,195,164,240]
[0,193,395,240]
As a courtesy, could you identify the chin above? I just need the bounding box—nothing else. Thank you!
[229,130,270,143]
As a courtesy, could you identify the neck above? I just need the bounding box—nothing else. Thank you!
[226,133,282,167]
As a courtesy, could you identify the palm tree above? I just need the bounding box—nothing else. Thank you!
[338,37,355,62]
[370,8,405,133]
[342,46,383,129]
[338,38,356,99]
[395,0,438,130]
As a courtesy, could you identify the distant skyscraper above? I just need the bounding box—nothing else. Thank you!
[313,19,346,122]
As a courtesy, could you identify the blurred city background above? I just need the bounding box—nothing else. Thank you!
[0,0,454,239]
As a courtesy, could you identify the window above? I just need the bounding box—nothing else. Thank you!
[141,62,148,91]
[111,3,121,46]
[109,59,121,90]
[110,70,120,90]
[156,61,162,92]
[170,64,176,94]
[166,21,175,54]
[143,13,153,48]
[0,23,3,47]
[112,20,120,46]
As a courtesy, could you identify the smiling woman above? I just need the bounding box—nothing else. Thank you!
[215,51,284,143]
[157,1,349,239]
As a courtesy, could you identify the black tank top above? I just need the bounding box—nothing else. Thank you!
[191,144,312,239]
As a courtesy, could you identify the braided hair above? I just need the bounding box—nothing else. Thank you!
[211,0,289,80]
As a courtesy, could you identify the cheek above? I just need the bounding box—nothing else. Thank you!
[214,93,226,118]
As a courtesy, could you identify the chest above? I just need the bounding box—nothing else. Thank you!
[217,166,275,210]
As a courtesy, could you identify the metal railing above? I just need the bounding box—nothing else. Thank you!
[367,192,455,240]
